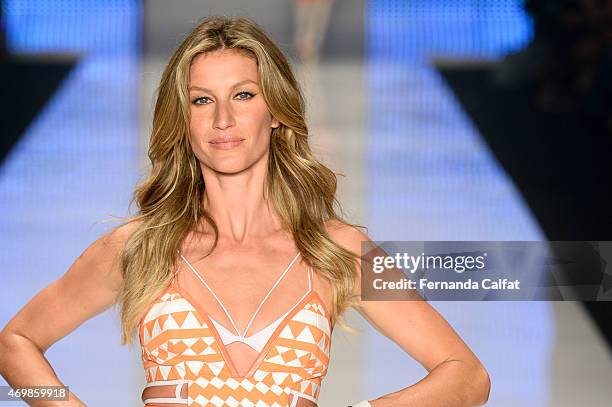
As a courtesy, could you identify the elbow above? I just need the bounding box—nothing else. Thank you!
[0,329,32,378]
[0,330,9,378]
[470,362,490,406]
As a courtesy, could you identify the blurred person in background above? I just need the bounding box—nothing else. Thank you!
[292,0,335,62]
[0,16,489,407]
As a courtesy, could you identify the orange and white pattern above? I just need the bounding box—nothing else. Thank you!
[139,281,332,406]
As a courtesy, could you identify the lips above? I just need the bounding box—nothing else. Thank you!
[209,137,244,144]
[208,137,245,150]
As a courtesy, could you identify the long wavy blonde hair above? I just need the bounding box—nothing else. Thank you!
[116,16,364,346]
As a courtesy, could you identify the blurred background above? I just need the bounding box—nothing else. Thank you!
[1,0,611,406]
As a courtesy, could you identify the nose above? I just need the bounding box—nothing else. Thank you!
[212,99,235,130]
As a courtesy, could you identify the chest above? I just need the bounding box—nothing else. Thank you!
[176,242,333,327]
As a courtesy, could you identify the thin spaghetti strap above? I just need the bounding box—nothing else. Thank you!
[242,251,302,337]
[307,266,313,291]
[178,252,242,336]
[178,250,302,338]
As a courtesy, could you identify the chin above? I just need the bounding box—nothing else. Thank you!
[203,148,267,175]
[210,159,250,175]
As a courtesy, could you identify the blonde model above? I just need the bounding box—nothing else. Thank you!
[0,16,490,407]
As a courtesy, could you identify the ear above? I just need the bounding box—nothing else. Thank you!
[271,117,280,129]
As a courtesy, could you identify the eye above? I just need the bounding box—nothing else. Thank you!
[192,96,211,105]
[235,91,255,101]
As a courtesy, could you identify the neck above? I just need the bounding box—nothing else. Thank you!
[199,154,284,244]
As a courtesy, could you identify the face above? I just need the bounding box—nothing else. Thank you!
[188,48,279,174]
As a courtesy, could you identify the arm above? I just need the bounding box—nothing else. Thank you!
[0,221,139,406]
[328,221,491,407]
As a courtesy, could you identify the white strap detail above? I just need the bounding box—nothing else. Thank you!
[143,397,188,404]
[143,379,189,405]
[308,266,313,291]
[289,392,299,407]
[289,389,318,403]
[242,252,301,337]
[208,309,290,352]
[144,379,189,388]
[353,400,372,407]
[179,251,302,338]
[180,253,242,336]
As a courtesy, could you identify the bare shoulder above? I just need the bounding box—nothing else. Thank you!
[102,218,143,250]
[110,218,141,238]
[324,218,371,255]
[89,216,143,284]
[83,219,143,288]
[324,219,373,296]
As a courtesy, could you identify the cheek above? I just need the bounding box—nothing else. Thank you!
[189,113,207,137]
[247,108,274,137]
[188,116,212,163]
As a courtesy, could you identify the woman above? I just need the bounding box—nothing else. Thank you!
[0,16,490,407]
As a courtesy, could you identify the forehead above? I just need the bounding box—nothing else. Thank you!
[189,49,259,86]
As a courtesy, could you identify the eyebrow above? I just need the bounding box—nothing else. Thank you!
[188,79,258,92]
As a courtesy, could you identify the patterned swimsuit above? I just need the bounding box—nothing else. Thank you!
[139,252,332,406]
